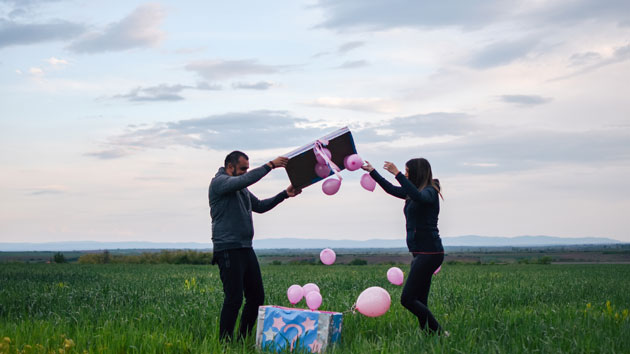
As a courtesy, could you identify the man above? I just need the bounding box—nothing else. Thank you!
[209,150,301,341]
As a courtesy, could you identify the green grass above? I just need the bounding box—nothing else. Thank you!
[1,263,629,353]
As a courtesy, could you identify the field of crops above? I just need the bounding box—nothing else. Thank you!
[1,263,629,353]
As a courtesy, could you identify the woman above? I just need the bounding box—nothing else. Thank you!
[362,158,445,334]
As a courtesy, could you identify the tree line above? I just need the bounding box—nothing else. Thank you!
[76,250,214,264]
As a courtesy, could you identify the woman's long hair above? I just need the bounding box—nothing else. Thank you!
[406,158,443,200]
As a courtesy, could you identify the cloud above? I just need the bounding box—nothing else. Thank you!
[87,111,331,159]
[87,107,630,178]
[554,42,630,80]
[315,0,510,31]
[528,0,630,28]
[111,82,221,102]
[334,60,368,69]
[28,67,43,75]
[185,59,285,81]
[1,0,65,19]
[338,41,364,54]
[67,3,165,53]
[500,95,552,106]
[311,51,330,58]
[305,96,396,113]
[24,185,68,196]
[569,51,602,67]
[46,56,68,66]
[369,124,630,176]
[462,162,498,167]
[0,18,85,48]
[440,128,630,172]
[355,112,475,143]
[315,0,630,31]
[86,148,130,160]
[468,37,540,69]
[232,81,275,90]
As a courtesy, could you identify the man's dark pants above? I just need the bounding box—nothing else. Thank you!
[214,247,264,340]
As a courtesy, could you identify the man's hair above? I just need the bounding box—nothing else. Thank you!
[224,151,248,168]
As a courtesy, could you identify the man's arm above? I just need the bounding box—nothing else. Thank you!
[250,185,301,213]
[212,165,272,195]
[212,156,288,195]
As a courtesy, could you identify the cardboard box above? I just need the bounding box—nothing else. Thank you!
[255,305,343,353]
[284,127,358,190]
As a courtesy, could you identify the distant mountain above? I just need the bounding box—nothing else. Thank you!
[0,241,212,252]
[0,235,622,251]
[441,235,621,247]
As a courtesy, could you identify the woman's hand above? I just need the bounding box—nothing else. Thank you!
[361,160,375,172]
[383,161,400,175]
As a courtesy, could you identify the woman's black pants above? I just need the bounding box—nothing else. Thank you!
[401,253,444,332]
[214,247,264,340]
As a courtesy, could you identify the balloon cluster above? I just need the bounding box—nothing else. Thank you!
[284,248,420,318]
[287,283,323,311]
[313,145,376,195]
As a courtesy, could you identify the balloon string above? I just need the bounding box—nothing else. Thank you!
[344,303,357,315]
[314,140,342,181]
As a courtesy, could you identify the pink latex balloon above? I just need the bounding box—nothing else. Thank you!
[343,154,363,171]
[434,265,442,275]
[319,248,336,265]
[315,148,332,165]
[305,291,322,311]
[386,267,404,286]
[360,173,376,192]
[356,286,391,317]
[287,284,304,305]
[314,163,331,179]
[322,178,341,195]
[302,283,320,296]
[343,155,351,170]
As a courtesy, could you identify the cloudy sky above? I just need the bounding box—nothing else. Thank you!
[1,0,629,245]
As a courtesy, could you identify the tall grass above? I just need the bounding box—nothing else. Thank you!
[1,263,629,353]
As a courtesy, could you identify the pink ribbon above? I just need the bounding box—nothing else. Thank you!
[314,139,342,181]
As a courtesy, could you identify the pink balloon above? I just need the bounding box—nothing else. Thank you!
[302,283,320,296]
[305,291,322,311]
[356,286,391,317]
[314,163,331,178]
[343,154,363,171]
[322,178,341,195]
[287,284,304,305]
[315,148,332,165]
[319,248,336,265]
[343,155,351,169]
[360,173,376,192]
[386,267,404,286]
[434,265,442,275]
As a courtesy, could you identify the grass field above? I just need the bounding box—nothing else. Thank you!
[1,263,629,353]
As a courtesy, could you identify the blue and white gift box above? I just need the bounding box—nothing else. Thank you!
[255,305,343,353]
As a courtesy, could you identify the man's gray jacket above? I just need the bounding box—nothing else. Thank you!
[209,164,289,252]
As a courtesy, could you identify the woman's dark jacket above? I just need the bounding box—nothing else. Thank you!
[369,170,444,253]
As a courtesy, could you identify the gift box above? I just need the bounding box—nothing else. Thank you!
[255,305,343,353]
[284,126,358,189]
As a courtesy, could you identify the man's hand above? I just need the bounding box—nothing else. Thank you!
[286,185,302,197]
[361,160,375,172]
[268,156,289,169]
[383,161,400,175]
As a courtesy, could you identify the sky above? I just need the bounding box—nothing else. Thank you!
[1,0,629,245]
